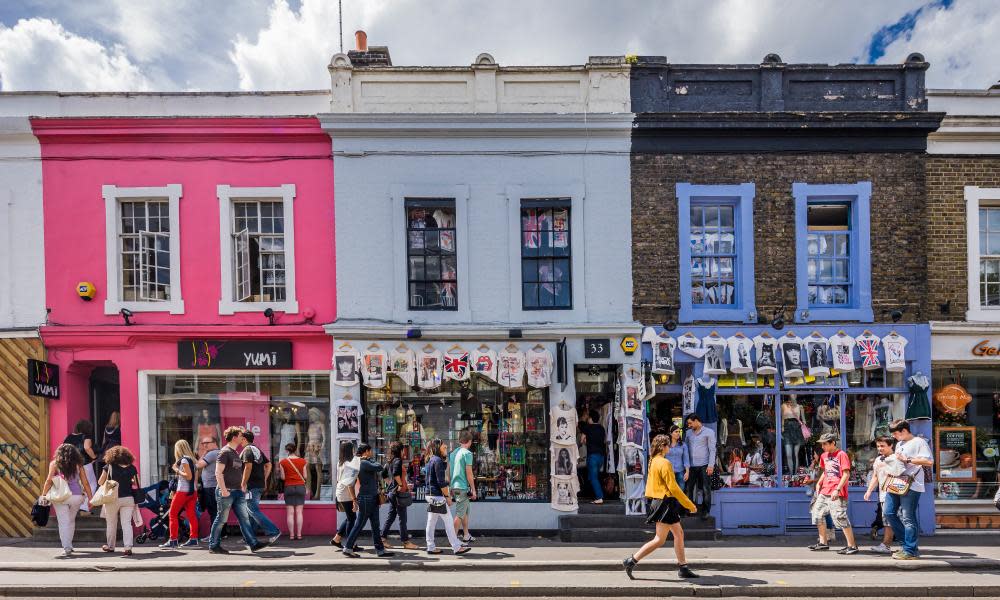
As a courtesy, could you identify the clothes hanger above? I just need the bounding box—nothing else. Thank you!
[809,330,824,338]
[394,343,409,353]
[733,332,746,338]
[836,329,847,336]
[532,343,546,352]
[477,343,491,352]
[447,343,465,353]
[558,398,571,411]
[367,342,381,352]
[708,330,721,339]
[862,329,873,337]
[340,392,354,402]
[338,342,354,351]
[422,343,436,353]
[759,331,773,339]
[504,342,520,353]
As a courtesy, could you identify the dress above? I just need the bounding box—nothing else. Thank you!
[906,375,932,420]
[694,377,719,424]
[278,423,297,460]
[306,422,326,465]
[781,402,805,445]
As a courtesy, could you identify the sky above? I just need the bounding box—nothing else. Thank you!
[0,0,996,93]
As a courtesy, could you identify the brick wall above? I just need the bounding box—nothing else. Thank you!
[926,156,1000,321]
[631,152,928,325]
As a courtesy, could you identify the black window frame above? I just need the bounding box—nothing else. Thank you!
[520,199,572,311]
[405,198,458,311]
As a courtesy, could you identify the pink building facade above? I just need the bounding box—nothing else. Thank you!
[33,117,338,534]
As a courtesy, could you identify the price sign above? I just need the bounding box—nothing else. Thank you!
[584,338,611,359]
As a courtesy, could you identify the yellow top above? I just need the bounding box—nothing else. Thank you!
[644,455,698,513]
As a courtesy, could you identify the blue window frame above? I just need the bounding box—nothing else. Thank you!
[677,183,756,323]
[793,182,872,323]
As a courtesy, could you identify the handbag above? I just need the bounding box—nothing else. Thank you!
[131,472,147,504]
[395,491,414,508]
[644,498,663,525]
[90,466,119,507]
[883,474,912,496]
[428,499,448,514]
[30,500,50,527]
[796,418,812,441]
[45,476,72,504]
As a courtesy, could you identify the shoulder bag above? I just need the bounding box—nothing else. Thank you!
[90,465,119,506]
[796,416,812,441]
[45,476,72,504]
[427,498,448,514]
[389,459,414,507]
[883,473,912,496]
[131,470,146,504]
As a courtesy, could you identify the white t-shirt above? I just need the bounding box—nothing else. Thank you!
[829,333,856,372]
[551,406,578,444]
[551,444,580,478]
[677,334,703,357]
[779,334,805,378]
[361,350,389,388]
[333,348,360,387]
[805,335,830,377]
[335,457,361,502]
[726,336,754,374]
[753,335,779,375]
[651,334,676,375]
[390,348,416,386]
[855,333,882,371]
[471,349,498,383]
[702,336,727,375]
[883,333,908,373]
[497,349,526,388]
[526,348,554,388]
[417,350,443,389]
[897,436,933,493]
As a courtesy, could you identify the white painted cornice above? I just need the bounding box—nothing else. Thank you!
[318,112,634,138]
[323,319,641,339]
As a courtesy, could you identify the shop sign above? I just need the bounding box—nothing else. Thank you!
[620,336,639,356]
[584,338,611,359]
[935,426,977,481]
[26,359,59,398]
[972,340,1000,357]
[178,340,292,369]
[933,384,972,416]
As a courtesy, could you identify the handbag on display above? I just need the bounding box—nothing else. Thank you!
[45,476,72,504]
[797,418,812,441]
[428,499,448,514]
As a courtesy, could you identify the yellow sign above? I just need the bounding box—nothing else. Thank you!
[620,336,639,355]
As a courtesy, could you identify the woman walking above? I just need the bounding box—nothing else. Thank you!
[40,444,92,556]
[160,440,199,548]
[97,445,140,556]
[381,441,418,550]
[665,425,690,484]
[64,420,98,511]
[279,443,308,539]
[331,442,360,550]
[623,434,698,579]
[423,439,470,556]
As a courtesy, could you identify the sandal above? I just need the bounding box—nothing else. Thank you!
[123,549,133,556]
[101,545,113,553]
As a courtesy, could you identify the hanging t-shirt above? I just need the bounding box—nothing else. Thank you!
[829,333,856,372]
[779,334,806,378]
[390,347,416,387]
[497,348,526,388]
[882,333,908,373]
[361,349,389,389]
[526,348,554,388]
[641,326,658,344]
[682,374,696,416]
[906,374,932,420]
[551,477,579,512]
[726,336,754,374]
[551,406,578,444]
[471,348,498,383]
[871,397,895,440]
[417,349,443,390]
[677,333,705,357]
[333,348,360,387]
[805,335,830,378]
[651,334,676,375]
[551,444,580,478]
[855,333,882,371]
[753,335,779,375]
[443,351,471,382]
[702,336,727,375]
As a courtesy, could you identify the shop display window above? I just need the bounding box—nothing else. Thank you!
[362,376,550,502]
[149,374,333,501]
[716,395,777,488]
[932,367,999,502]
[778,393,841,487]
[844,393,907,487]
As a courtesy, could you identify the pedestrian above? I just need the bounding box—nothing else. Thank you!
[885,419,933,560]
[207,427,268,554]
[579,409,607,505]
[622,434,699,580]
[196,436,220,543]
[160,440,200,548]
[864,436,897,554]
[278,442,308,540]
[665,425,690,484]
[807,447,837,546]
[342,443,394,558]
[99,412,121,458]
[381,441,418,550]
[97,445,140,556]
[331,442,361,551]
[239,430,281,544]
[64,420,98,512]
[423,438,471,556]
[808,432,859,554]
[683,414,716,520]
[40,443,92,556]
[449,430,477,544]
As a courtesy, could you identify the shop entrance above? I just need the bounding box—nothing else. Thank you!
[573,365,620,501]
[89,366,120,452]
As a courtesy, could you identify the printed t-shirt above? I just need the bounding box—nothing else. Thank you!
[819,450,851,499]
[200,448,220,488]
[217,446,244,491]
[240,445,270,489]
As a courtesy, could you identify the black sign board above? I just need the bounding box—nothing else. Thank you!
[178,340,292,370]
[584,338,611,359]
[556,338,568,391]
[27,359,59,398]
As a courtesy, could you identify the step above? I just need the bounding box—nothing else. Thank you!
[559,513,715,529]
[558,526,718,543]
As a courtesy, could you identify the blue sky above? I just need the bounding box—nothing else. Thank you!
[0,0,995,92]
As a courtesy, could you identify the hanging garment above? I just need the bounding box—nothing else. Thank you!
[805,335,830,378]
[779,333,806,378]
[906,374,932,420]
[551,444,580,478]
[677,333,706,358]
[694,376,719,424]
[526,348,554,388]
[361,349,389,389]
[417,349,443,390]
[641,326,658,344]
[389,347,416,387]
[333,347,360,387]
[726,335,754,374]
[497,348,526,388]
[883,332,908,372]
[753,335,779,376]
[551,477,579,512]
[701,336,728,375]
[443,350,471,382]
[551,405,578,444]
[855,332,882,370]
[471,348,498,383]
[682,375,696,416]
[871,397,895,440]
[829,332,856,372]
[651,334,677,375]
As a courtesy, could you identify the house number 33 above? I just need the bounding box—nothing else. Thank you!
[584,338,611,358]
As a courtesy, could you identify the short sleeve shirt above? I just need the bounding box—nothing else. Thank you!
[819,450,851,499]
[240,446,269,489]
[897,436,932,493]
[217,446,244,490]
[200,449,220,488]
[449,447,473,490]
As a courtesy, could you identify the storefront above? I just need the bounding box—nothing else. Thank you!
[642,323,933,535]
[929,322,1000,529]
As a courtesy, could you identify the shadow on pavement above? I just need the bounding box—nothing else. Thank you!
[635,574,768,586]
[457,551,516,560]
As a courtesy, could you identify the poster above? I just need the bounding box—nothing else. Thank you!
[336,403,361,437]
[936,426,976,481]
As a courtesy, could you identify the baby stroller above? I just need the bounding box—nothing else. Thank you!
[133,480,191,544]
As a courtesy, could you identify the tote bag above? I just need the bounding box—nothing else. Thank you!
[45,476,72,504]
[90,465,119,507]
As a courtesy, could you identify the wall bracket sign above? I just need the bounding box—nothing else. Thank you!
[27,359,59,398]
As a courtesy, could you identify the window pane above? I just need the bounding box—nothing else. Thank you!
[834,234,848,257]
[717,257,733,277]
[704,206,720,227]
[834,259,849,282]
[807,203,849,229]
[808,285,818,305]
[552,283,570,308]
[522,259,536,283]
[523,283,539,308]
[807,233,819,256]
[714,396,774,488]
[717,232,735,254]
[691,281,705,304]
[989,208,1000,231]
[981,208,988,231]
[690,206,702,227]
[990,233,1000,256]
[690,228,705,254]
[719,206,734,229]
[425,256,440,281]
[819,259,833,280]
[691,257,704,276]
[553,259,571,282]
[982,231,989,255]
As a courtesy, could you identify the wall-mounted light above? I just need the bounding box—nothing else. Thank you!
[939,300,951,315]
[119,308,134,326]
[662,305,677,331]
[406,328,422,339]
[263,307,276,326]
[771,303,786,331]
[509,329,523,339]
[883,308,903,323]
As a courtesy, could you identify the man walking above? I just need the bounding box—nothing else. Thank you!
[809,432,858,555]
[241,430,281,544]
[683,414,716,520]
[886,419,933,560]
[579,410,606,505]
[196,436,220,544]
[208,427,268,554]
[450,430,477,544]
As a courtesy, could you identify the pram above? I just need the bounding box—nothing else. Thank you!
[133,480,191,544]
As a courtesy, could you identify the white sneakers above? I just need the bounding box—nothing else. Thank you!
[871,543,893,554]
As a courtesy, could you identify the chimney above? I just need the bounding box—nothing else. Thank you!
[347,30,391,67]
[355,30,367,52]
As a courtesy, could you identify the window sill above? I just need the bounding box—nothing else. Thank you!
[794,306,873,323]
[104,299,185,316]
[679,306,756,324]
[966,308,1000,323]
[219,300,298,316]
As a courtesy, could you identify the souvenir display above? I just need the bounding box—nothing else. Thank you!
[551,403,577,444]
[753,334,779,376]
[855,331,882,371]
[677,332,706,357]
[443,348,471,382]
[779,333,806,378]
[526,347,554,388]
[829,332,856,372]
[551,478,579,512]
[498,347,526,389]
[471,347,498,382]
[701,334,727,375]
[417,348,443,389]
[333,346,360,387]
[726,334,754,374]
[805,333,830,378]
[361,348,389,388]
[883,332,908,372]
[389,346,416,387]
[651,333,676,375]
[335,402,361,437]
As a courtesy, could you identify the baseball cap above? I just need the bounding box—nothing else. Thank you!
[818,432,838,444]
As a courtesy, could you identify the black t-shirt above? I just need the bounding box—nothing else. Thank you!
[580,423,606,456]
[64,433,95,464]
[239,446,269,490]
[386,458,403,493]
[105,463,137,498]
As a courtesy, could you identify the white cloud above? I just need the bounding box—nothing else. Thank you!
[0,17,150,91]
[879,0,1000,89]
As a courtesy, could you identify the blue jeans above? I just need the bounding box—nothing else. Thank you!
[587,453,605,501]
[208,489,258,548]
[884,489,921,556]
[246,488,280,537]
[344,494,384,553]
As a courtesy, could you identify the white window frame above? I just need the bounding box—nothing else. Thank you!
[966,186,1000,321]
[217,184,298,315]
[102,184,184,315]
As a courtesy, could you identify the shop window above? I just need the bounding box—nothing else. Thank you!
[148,374,332,501]
[406,200,458,310]
[932,367,999,502]
[793,182,872,323]
[217,185,298,315]
[520,201,571,310]
[844,393,907,488]
[716,395,777,488]
[779,394,841,487]
[362,376,550,502]
[676,183,757,323]
[102,184,184,315]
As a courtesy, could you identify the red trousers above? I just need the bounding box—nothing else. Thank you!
[168,490,199,540]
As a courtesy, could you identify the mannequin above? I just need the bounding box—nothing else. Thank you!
[305,407,326,499]
[781,396,805,474]
[276,408,302,460]
[194,409,222,448]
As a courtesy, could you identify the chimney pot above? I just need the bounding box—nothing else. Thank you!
[355,30,368,52]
